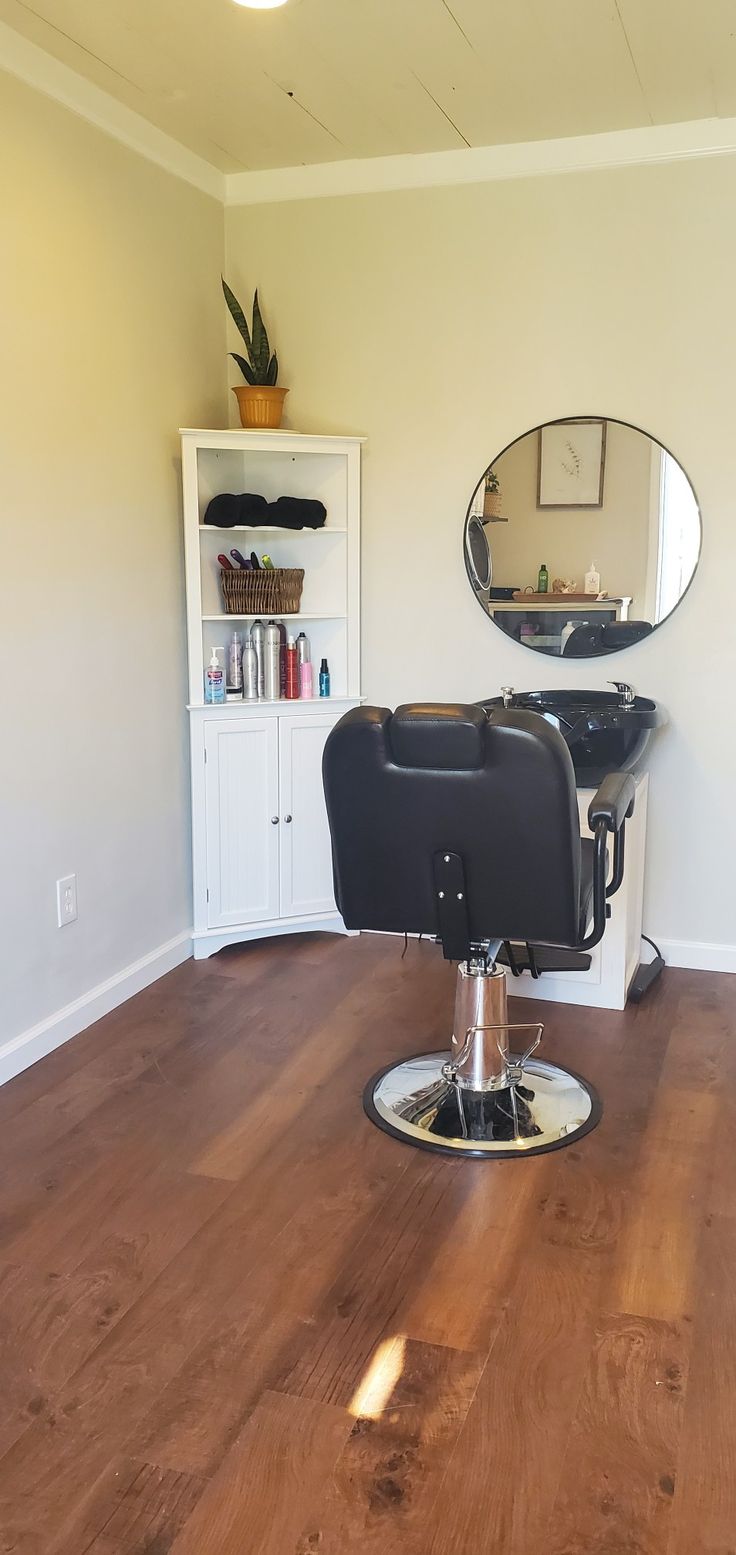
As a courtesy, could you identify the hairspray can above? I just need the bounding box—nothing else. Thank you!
[227,629,243,692]
[277,621,287,697]
[250,619,265,699]
[242,637,259,700]
[285,637,299,699]
[296,630,310,667]
[264,621,281,701]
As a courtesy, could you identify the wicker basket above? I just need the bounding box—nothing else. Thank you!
[220,567,304,616]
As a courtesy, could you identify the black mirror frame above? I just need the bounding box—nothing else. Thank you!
[463,415,703,659]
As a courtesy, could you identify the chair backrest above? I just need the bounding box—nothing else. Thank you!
[563,619,653,655]
[322,703,583,948]
[562,622,604,655]
[600,620,653,649]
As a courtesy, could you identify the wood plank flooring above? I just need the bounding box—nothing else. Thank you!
[0,931,733,1554]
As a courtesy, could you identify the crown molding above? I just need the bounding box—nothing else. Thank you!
[0,20,225,201]
[3,19,736,213]
[225,115,736,206]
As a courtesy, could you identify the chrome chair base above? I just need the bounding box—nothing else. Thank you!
[364,1052,601,1159]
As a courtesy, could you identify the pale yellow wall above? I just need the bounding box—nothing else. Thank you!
[489,420,653,615]
[226,158,736,951]
[0,72,225,1043]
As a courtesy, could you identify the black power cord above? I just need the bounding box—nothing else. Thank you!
[629,932,665,1002]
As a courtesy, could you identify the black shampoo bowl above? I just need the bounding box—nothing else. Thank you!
[480,689,665,786]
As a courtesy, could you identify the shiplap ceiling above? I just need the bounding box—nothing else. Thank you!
[2,0,736,173]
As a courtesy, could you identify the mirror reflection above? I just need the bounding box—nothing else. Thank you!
[464,417,701,657]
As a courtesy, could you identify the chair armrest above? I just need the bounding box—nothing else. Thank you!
[588,772,635,833]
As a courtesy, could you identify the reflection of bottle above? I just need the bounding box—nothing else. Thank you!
[560,620,578,655]
[584,561,600,594]
[537,563,549,594]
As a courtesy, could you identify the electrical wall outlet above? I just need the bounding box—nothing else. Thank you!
[56,874,78,927]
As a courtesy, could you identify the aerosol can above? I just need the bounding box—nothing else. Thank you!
[242,634,259,700]
[227,629,243,693]
[264,621,281,701]
[250,619,265,699]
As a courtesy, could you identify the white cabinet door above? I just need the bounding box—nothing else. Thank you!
[204,718,280,928]
[278,713,338,919]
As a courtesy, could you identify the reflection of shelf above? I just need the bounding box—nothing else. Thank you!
[488,597,630,614]
[202,613,346,622]
[198,525,347,534]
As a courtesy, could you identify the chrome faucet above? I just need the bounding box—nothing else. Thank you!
[500,686,515,708]
[608,680,635,707]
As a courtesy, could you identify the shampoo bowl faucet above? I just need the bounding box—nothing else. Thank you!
[608,681,635,707]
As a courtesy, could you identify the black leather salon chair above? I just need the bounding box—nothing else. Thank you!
[563,619,653,655]
[322,703,634,1159]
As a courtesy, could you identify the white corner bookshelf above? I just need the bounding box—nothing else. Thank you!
[182,428,361,706]
[180,428,363,959]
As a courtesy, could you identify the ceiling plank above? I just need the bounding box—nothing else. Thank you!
[2,0,736,171]
[429,0,652,142]
[617,0,736,121]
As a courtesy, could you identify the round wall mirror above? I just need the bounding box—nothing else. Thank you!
[463,417,701,657]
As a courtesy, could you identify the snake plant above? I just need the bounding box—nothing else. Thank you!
[222,278,279,386]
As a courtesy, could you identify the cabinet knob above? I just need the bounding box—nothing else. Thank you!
[284,814,293,824]
[271,816,279,825]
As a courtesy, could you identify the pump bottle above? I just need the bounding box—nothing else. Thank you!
[205,647,225,704]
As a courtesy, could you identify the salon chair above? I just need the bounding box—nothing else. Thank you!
[563,619,653,655]
[322,703,634,1159]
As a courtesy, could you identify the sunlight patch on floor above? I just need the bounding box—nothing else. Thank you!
[347,1334,407,1419]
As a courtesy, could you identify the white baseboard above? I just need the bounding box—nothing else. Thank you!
[657,938,736,975]
[0,931,193,1089]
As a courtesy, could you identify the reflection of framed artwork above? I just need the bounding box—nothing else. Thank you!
[537,419,607,508]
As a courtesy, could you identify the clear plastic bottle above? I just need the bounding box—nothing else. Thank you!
[205,646,225,704]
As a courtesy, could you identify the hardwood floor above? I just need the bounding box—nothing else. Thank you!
[0,932,733,1554]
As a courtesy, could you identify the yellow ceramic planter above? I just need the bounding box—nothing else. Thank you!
[233,385,289,429]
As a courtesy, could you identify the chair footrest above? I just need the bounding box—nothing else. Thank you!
[499,943,592,978]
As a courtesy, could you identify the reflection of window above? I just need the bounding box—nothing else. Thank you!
[656,454,700,620]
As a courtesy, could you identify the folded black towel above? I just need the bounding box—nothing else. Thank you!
[204,492,269,527]
[267,496,327,530]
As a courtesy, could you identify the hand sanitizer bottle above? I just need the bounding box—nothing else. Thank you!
[205,646,226,704]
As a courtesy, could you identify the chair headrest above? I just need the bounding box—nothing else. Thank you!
[388,704,487,770]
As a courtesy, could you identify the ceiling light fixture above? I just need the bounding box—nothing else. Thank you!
[233,0,289,8]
